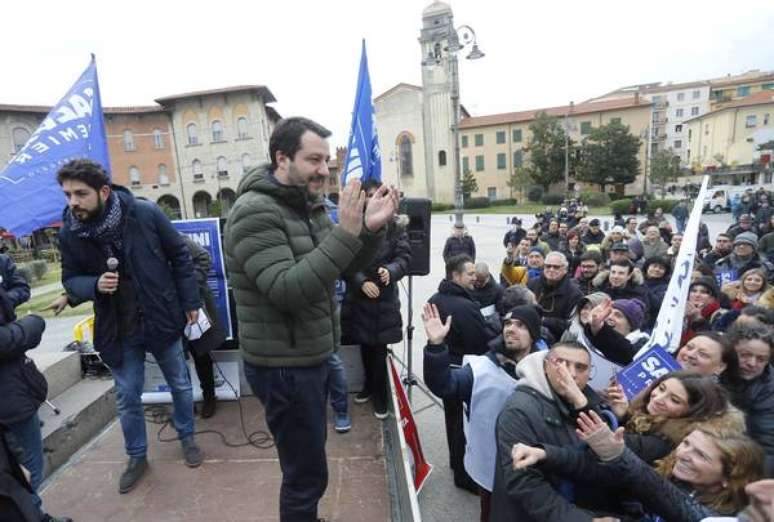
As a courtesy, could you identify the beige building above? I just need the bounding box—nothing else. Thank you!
[708,70,774,109]
[685,90,774,180]
[457,96,653,200]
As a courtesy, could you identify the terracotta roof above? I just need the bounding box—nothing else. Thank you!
[374,83,422,102]
[684,90,774,123]
[709,72,774,89]
[588,80,709,102]
[154,85,277,105]
[459,96,652,129]
[0,103,165,115]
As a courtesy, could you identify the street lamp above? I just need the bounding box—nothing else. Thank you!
[422,23,484,225]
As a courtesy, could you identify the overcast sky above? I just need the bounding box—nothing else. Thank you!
[2,0,773,149]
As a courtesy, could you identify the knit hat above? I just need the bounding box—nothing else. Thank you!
[529,246,544,256]
[611,225,625,234]
[453,222,465,229]
[511,217,522,225]
[734,231,758,249]
[689,276,719,299]
[612,298,646,331]
[503,305,542,344]
[610,242,629,252]
[589,218,601,227]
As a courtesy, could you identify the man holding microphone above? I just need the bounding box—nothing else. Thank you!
[56,159,203,494]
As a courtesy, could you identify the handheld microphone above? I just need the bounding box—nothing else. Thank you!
[106,257,119,273]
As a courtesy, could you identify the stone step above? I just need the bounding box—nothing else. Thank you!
[28,350,81,400]
[39,378,116,479]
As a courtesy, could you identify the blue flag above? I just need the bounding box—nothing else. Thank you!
[341,40,381,186]
[0,56,110,236]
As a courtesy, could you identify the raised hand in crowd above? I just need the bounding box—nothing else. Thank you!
[599,381,629,420]
[364,183,399,233]
[511,443,546,470]
[362,281,380,299]
[421,302,451,345]
[576,411,626,462]
[589,297,614,335]
[338,179,366,237]
[377,267,391,286]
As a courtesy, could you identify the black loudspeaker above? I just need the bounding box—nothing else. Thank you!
[399,198,431,276]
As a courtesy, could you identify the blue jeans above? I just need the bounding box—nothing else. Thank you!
[6,412,44,509]
[244,361,329,522]
[327,353,348,415]
[111,334,194,457]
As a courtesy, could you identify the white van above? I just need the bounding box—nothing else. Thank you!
[703,185,769,213]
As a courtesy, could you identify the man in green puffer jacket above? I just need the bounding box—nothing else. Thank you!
[224,117,398,522]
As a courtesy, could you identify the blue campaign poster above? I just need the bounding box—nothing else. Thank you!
[173,218,233,340]
[616,346,682,400]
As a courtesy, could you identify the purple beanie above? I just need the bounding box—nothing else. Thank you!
[612,298,646,331]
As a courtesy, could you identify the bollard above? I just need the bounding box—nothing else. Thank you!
[476,216,480,223]
[449,215,453,223]
[603,220,610,231]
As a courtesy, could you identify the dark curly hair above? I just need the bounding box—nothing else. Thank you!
[56,159,110,191]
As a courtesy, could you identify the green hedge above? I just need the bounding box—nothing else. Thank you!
[582,192,610,207]
[541,193,565,205]
[491,198,517,207]
[528,186,544,202]
[647,199,680,214]
[464,197,491,209]
[431,202,455,212]
[610,198,634,215]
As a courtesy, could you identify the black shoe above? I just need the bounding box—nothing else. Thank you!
[181,436,204,468]
[453,475,480,495]
[201,395,217,419]
[354,390,371,404]
[119,456,148,494]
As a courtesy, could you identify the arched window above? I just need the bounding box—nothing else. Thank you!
[158,164,169,185]
[123,130,136,151]
[241,153,252,175]
[12,128,30,153]
[129,166,141,186]
[217,156,228,177]
[152,129,164,149]
[237,117,249,139]
[399,135,413,177]
[187,123,199,145]
[438,150,447,166]
[192,159,203,181]
[212,120,224,142]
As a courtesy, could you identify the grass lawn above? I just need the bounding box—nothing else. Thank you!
[15,288,92,319]
[29,265,62,289]
[434,204,612,215]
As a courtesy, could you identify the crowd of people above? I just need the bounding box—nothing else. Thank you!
[425,192,774,521]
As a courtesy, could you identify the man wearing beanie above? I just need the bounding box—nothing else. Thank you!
[526,247,545,281]
[422,303,541,521]
[715,231,774,286]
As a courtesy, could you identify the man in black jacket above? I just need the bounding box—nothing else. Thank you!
[428,254,497,493]
[528,252,584,341]
[56,159,203,494]
[443,222,476,262]
[592,259,652,317]
[471,262,504,309]
[491,343,617,521]
[0,254,30,323]
[0,314,72,522]
[576,252,603,295]
[502,218,525,249]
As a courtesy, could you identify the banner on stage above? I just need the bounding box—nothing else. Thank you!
[616,345,682,400]
[141,356,239,404]
[173,218,233,340]
[388,356,432,492]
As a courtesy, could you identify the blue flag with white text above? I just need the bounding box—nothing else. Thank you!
[341,40,381,186]
[0,56,110,236]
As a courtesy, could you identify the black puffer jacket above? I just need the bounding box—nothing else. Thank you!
[490,351,615,522]
[527,274,583,339]
[0,315,47,426]
[428,279,497,364]
[442,235,476,262]
[341,221,411,346]
[538,445,722,521]
[722,366,774,455]
[470,276,504,309]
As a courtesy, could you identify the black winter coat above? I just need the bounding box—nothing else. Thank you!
[0,430,41,522]
[341,222,411,346]
[0,316,47,426]
[442,235,476,262]
[428,280,497,364]
[722,367,774,455]
[527,274,583,339]
[538,445,722,521]
[503,228,526,248]
[0,254,30,324]
[59,186,201,368]
[490,382,613,521]
[470,277,504,309]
